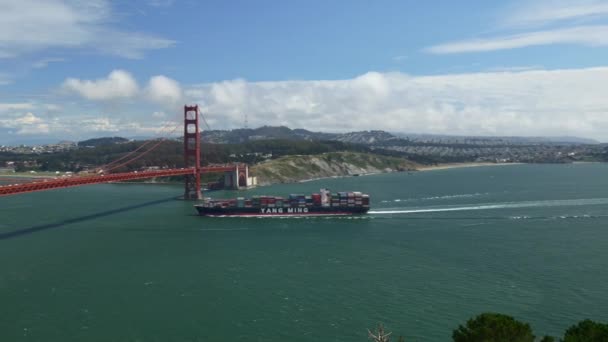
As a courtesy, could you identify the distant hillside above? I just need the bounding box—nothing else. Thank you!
[333,130,398,144]
[201,125,402,145]
[202,126,599,146]
[250,151,419,185]
[197,126,607,164]
[202,126,336,143]
[78,137,129,147]
[392,133,599,145]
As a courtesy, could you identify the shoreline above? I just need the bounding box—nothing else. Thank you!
[416,162,523,172]
[278,162,523,187]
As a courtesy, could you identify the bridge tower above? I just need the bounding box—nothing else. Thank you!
[184,105,202,200]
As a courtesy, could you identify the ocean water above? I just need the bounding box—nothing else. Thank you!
[1,163,608,341]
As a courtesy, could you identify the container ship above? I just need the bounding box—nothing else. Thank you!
[194,189,370,217]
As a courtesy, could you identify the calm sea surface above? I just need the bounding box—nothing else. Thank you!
[1,164,608,341]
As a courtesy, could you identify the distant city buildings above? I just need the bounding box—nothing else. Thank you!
[0,141,77,154]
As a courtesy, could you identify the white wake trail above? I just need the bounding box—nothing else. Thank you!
[368,198,608,215]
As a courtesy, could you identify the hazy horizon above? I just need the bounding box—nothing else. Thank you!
[1,125,602,146]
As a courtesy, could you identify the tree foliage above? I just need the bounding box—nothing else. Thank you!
[563,319,608,342]
[452,313,535,342]
[371,316,608,341]
[77,137,128,147]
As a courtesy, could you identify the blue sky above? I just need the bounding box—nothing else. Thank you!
[2,0,608,144]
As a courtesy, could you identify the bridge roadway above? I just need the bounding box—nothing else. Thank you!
[0,166,245,197]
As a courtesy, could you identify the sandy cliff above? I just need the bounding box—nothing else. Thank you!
[250,152,419,185]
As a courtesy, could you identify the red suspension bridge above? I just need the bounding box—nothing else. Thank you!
[0,106,248,199]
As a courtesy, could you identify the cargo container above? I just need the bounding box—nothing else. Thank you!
[195,188,370,217]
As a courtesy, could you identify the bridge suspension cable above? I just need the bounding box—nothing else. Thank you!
[200,111,212,131]
[94,138,158,171]
[101,123,181,173]
[94,120,181,173]
[101,140,165,173]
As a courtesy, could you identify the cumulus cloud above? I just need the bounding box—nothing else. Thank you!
[0,98,171,142]
[0,0,174,59]
[0,112,51,135]
[145,75,183,105]
[13,112,43,125]
[62,70,139,100]
[34,67,608,142]
[61,70,184,112]
[186,68,608,141]
[80,117,120,132]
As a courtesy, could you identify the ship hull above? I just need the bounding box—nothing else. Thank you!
[195,205,369,217]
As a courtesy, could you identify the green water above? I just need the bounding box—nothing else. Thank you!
[1,164,608,341]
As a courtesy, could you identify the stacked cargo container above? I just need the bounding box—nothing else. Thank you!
[312,193,321,206]
[201,189,370,210]
[361,194,370,208]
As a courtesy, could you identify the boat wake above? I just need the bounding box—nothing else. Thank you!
[380,192,490,203]
[368,197,608,215]
[509,214,607,220]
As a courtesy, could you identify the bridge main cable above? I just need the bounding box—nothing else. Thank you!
[99,122,182,173]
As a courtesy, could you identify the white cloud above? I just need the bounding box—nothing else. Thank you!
[186,68,608,141]
[505,0,608,28]
[16,124,50,135]
[61,71,184,111]
[62,70,139,100]
[0,103,36,112]
[0,0,174,59]
[91,30,175,59]
[145,75,183,105]
[17,67,608,142]
[32,58,66,69]
[426,25,608,54]
[0,112,51,135]
[0,97,178,142]
[44,104,63,112]
[80,117,120,132]
[485,65,544,72]
[148,0,175,7]
[14,112,43,125]
[0,73,12,85]
[426,0,608,54]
